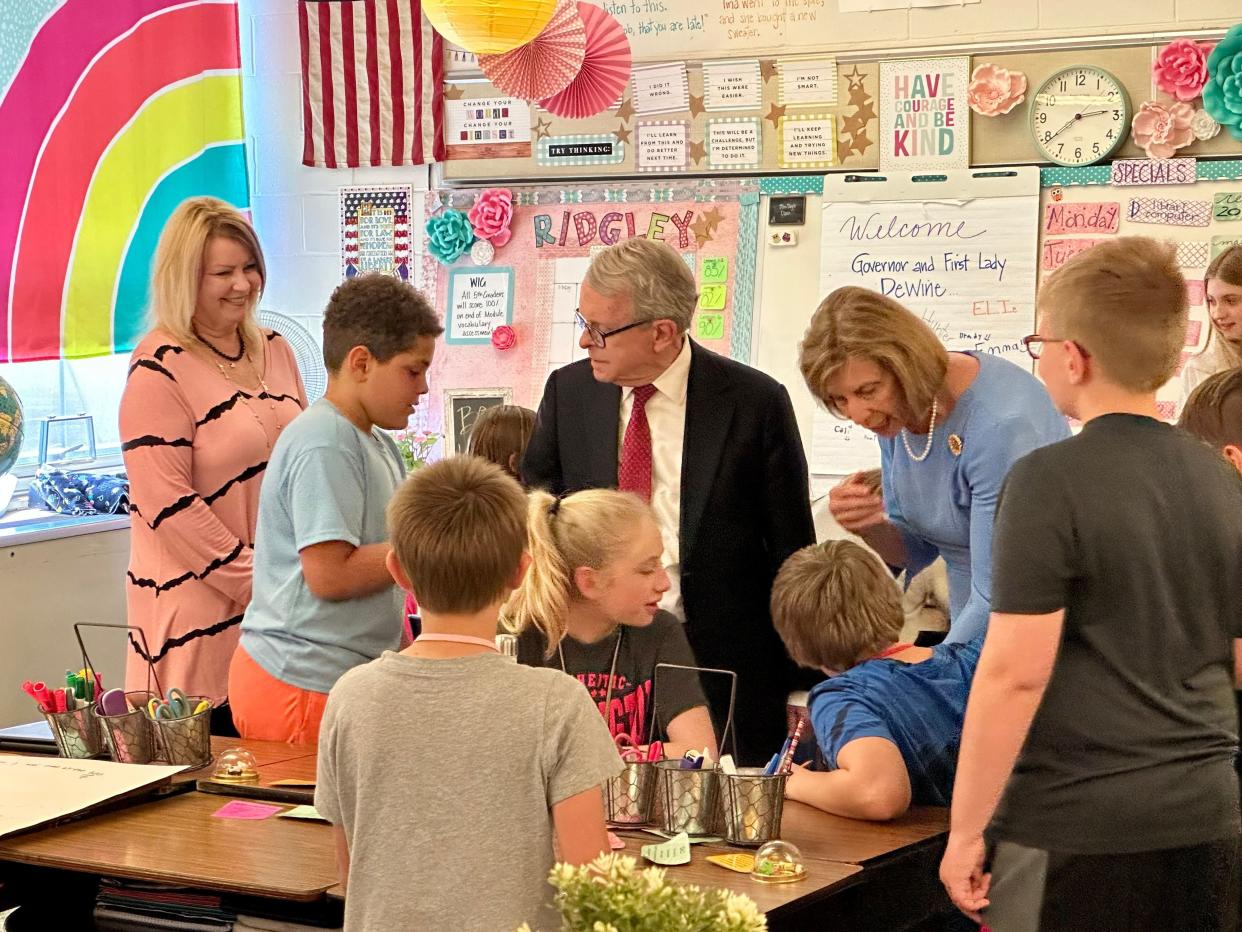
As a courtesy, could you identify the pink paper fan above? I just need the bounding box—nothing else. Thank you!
[537,2,631,120]
[479,0,586,101]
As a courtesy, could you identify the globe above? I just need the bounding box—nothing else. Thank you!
[0,375,24,477]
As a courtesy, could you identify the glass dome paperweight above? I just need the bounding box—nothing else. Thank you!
[212,747,260,783]
[750,840,807,884]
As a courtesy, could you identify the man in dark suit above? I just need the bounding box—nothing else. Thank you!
[522,237,814,764]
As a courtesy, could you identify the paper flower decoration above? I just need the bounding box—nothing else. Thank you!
[966,64,1026,116]
[422,0,557,55]
[1130,100,1196,159]
[470,239,496,265]
[425,210,474,265]
[491,325,517,350]
[1153,39,1213,102]
[538,2,631,119]
[1203,24,1242,141]
[468,188,514,246]
[1192,108,1222,140]
[478,0,586,100]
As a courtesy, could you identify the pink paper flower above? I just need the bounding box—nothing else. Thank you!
[1153,39,1213,102]
[468,188,514,247]
[966,63,1027,116]
[491,325,517,351]
[1131,100,1196,159]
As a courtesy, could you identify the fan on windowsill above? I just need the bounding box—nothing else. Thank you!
[260,310,327,402]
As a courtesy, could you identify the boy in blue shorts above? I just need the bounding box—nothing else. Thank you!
[228,274,442,743]
[772,539,979,820]
[316,456,621,931]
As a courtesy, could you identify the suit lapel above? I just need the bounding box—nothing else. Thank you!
[581,374,621,489]
[680,342,735,565]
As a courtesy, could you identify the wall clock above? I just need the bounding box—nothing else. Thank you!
[1029,66,1130,167]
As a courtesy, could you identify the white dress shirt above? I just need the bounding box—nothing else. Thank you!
[618,337,691,620]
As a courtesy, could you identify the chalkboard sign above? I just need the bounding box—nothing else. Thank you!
[768,195,806,226]
[443,388,513,455]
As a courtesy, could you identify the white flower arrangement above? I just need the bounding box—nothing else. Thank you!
[518,854,767,932]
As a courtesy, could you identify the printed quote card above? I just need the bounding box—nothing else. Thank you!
[879,57,969,171]
[707,118,762,170]
[702,59,762,111]
[636,121,689,172]
[632,62,690,115]
[778,58,837,107]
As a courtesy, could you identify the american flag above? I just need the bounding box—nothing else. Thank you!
[298,0,445,168]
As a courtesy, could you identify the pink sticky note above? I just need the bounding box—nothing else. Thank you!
[213,800,284,821]
[1186,280,1206,305]
[608,831,625,850]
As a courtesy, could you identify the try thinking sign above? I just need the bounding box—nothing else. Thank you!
[880,57,970,171]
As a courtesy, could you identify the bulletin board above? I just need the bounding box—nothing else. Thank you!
[1037,158,1242,421]
[441,38,1242,182]
[412,179,761,447]
[810,167,1041,474]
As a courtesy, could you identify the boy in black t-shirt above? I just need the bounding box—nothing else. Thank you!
[941,238,1242,931]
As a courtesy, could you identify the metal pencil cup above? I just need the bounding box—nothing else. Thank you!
[720,767,788,847]
[99,691,156,764]
[44,705,103,759]
[150,696,212,769]
[605,760,658,825]
[656,760,721,836]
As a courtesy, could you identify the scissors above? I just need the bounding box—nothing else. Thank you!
[147,688,192,720]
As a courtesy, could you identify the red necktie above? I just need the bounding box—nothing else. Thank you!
[619,384,657,502]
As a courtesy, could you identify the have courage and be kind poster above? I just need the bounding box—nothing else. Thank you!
[880,57,971,171]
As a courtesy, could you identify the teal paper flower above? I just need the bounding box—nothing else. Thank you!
[1203,23,1242,141]
[425,209,474,264]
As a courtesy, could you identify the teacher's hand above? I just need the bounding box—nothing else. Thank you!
[828,471,886,533]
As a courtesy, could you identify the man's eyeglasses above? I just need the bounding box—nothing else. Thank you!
[1021,334,1090,360]
[575,310,650,348]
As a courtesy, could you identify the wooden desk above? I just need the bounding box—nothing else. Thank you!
[198,754,318,804]
[0,791,337,902]
[778,801,948,865]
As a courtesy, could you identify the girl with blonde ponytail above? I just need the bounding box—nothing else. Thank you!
[503,489,717,759]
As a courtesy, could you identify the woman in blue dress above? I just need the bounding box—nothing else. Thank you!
[799,286,1069,644]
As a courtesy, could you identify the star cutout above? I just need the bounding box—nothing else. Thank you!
[444,84,464,100]
[689,139,706,164]
[533,117,553,141]
[844,65,865,92]
[688,93,705,118]
[765,102,786,127]
[689,215,715,247]
[854,101,877,124]
[841,112,866,136]
[848,86,871,108]
[760,59,777,83]
[849,129,873,156]
[615,123,632,145]
[616,96,635,122]
[703,205,724,232]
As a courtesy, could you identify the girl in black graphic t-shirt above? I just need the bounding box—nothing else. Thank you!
[504,489,717,760]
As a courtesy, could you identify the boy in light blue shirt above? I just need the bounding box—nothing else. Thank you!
[228,274,442,742]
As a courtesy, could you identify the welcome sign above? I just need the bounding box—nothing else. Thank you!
[879,57,969,171]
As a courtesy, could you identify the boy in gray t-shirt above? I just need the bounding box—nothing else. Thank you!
[315,457,621,931]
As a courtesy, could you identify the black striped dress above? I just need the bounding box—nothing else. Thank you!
[119,329,306,702]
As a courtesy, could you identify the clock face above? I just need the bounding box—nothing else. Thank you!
[1030,67,1130,167]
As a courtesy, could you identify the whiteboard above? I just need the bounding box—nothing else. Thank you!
[812,167,1039,473]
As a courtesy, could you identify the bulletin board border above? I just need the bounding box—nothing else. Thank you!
[1040,158,1242,187]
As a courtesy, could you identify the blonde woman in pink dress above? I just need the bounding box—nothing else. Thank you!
[120,197,306,733]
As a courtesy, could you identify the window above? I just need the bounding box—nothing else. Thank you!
[0,355,129,481]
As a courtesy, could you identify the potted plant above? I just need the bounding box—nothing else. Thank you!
[519,854,767,931]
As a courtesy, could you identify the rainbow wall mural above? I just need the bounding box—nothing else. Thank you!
[0,0,250,362]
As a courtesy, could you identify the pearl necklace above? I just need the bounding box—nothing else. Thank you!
[901,397,938,463]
